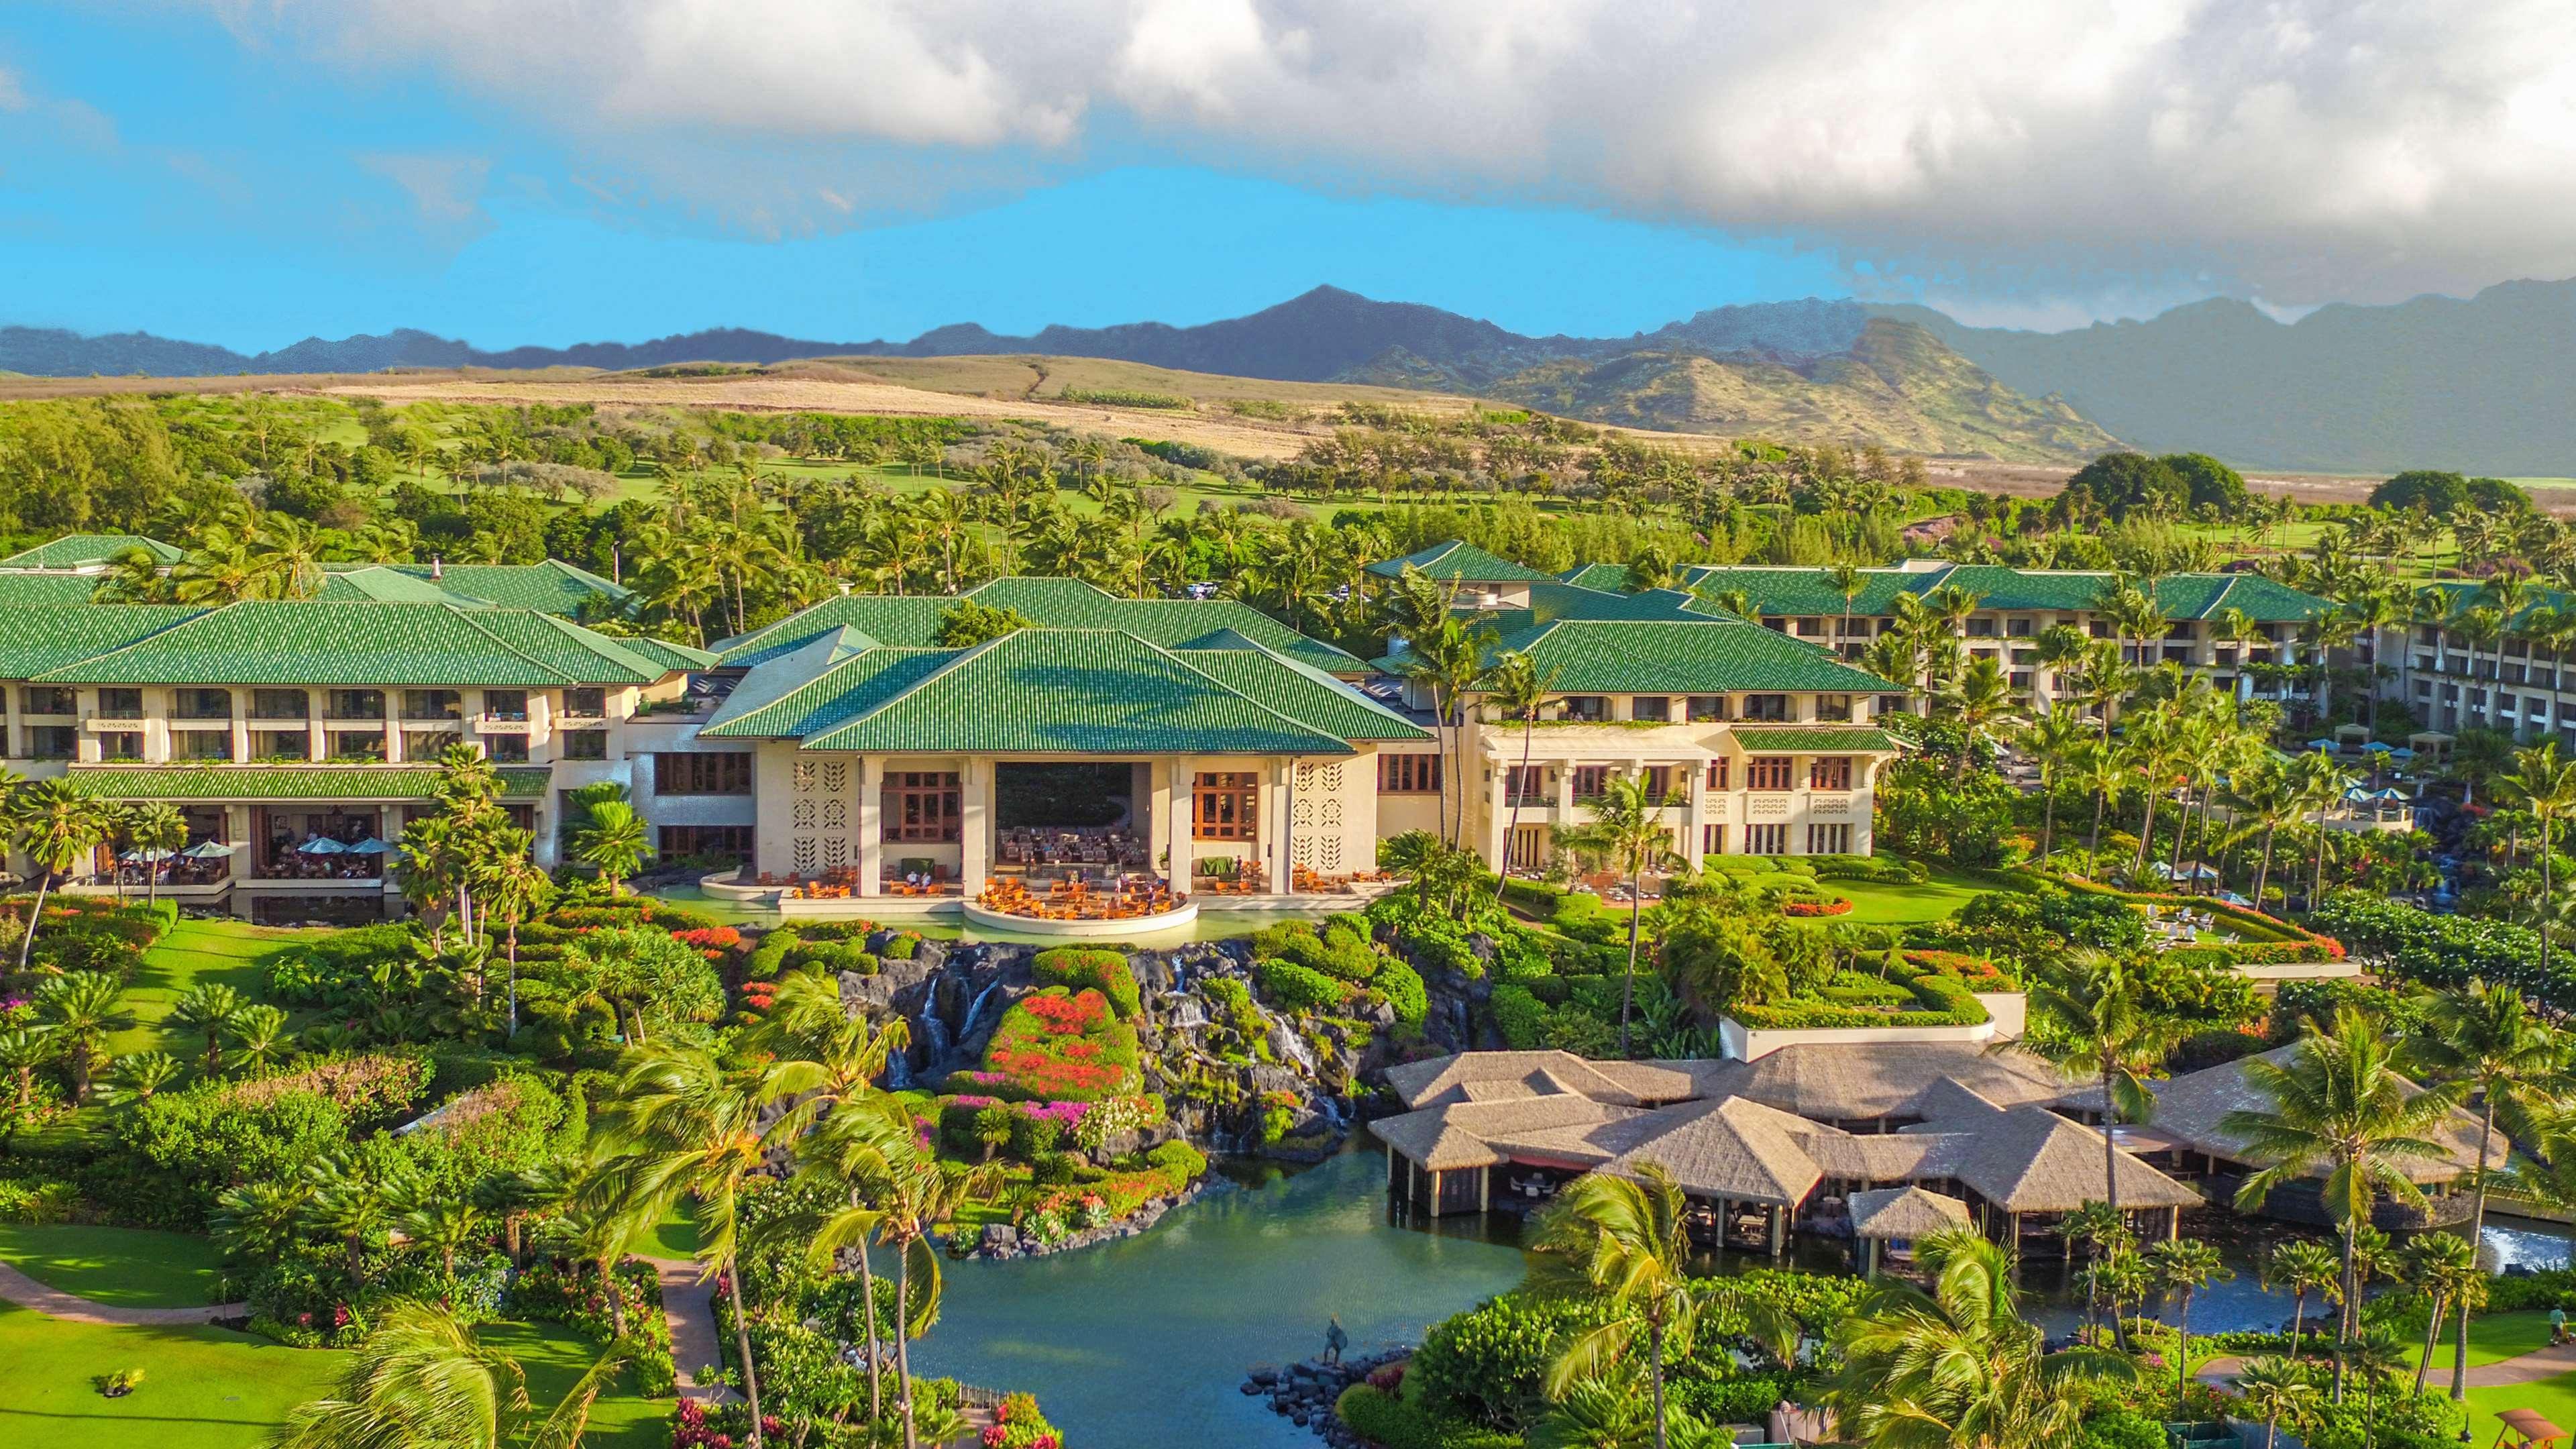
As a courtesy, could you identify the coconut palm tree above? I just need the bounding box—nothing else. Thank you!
[2055,1201,2130,1340]
[865,1132,998,1449]
[763,1095,910,1427]
[2231,1356,2321,1449]
[2261,1238,2342,1361]
[1400,613,1489,846]
[2409,979,2563,1396]
[596,1042,822,1449]
[1937,655,2025,777]
[2021,710,2094,861]
[126,801,186,908]
[1826,1228,2135,1449]
[483,849,551,1038]
[2501,743,2576,981]
[11,776,111,971]
[274,1300,629,1449]
[1528,1162,1700,1449]
[570,801,651,894]
[1481,648,1560,898]
[2220,761,2303,913]
[1825,560,1867,657]
[1562,772,1684,1057]
[2401,1232,2483,1397]
[2074,739,2127,862]
[168,981,244,1076]
[2288,750,2357,909]
[2147,1238,2231,1407]
[34,971,130,1103]
[2224,1007,2463,1401]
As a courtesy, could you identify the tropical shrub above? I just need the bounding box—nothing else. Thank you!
[1032,949,1140,1016]
[1255,958,1349,1013]
[978,987,1140,1101]
[782,939,877,977]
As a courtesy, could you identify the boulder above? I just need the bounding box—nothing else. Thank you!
[978,1223,1019,1253]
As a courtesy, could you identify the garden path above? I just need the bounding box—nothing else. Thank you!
[0,1259,245,1326]
[646,1256,741,1404]
[2199,1338,2576,1389]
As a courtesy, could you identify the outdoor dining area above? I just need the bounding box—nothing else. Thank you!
[111,838,237,889]
[996,825,1149,873]
[977,872,1179,922]
[262,833,392,881]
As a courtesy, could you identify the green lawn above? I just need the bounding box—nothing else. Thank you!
[476,1321,672,1449]
[2468,1366,2576,1449]
[1831,868,2000,925]
[0,1299,345,1449]
[109,919,315,1059]
[629,1199,701,1259]
[0,1223,229,1308]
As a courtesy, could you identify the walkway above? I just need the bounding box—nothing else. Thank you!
[646,1256,741,1404]
[0,1259,246,1326]
[2200,1338,2576,1390]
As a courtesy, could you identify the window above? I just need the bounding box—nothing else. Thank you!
[326,688,384,721]
[1631,695,1671,722]
[1504,765,1545,802]
[562,688,607,717]
[21,686,74,716]
[402,690,461,720]
[328,730,386,761]
[883,771,961,842]
[262,730,313,761]
[99,731,142,761]
[1687,696,1727,722]
[559,730,608,761]
[1378,755,1442,793]
[485,734,529,763]
[2010,672,2034,690]
[1815,694,1854,723]
[659,824,753,862]
[1966,618,1996,637]
[178,731,233,761]
[657,753,753,796]
[252,688,309,720]
[23,725,74,759]
[1705,758,1729,790]
[1746,756,1794,792]
[1795,618,1825,637]
[1193,771,1258,840]
[2162,645,2193,663]
[1745,823,1788,855]
[173,688,231,720]
[1742,694,1789,722]
[483,690,529,722]
[1560,695,1608,722]
[96,688,144,718]
[1702,824,1727,855]
[2007,618,2034,637]
[1642,765,1676,801]
[1810,756,1853,790]
[1807,823,1852,854]
[1572,765,1611,799]
[2088,621,2112,639]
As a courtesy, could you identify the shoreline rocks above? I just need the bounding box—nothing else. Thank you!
[963,1175,1222,1260]
[1242,1349,1407,1445]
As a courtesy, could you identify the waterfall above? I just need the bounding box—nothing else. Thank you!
[1268,1020,1320,1075]
[1170,997,1209,1030]
[919,1013,954,1065]
[959,980,1005,1042]
[885,1047,913,1091]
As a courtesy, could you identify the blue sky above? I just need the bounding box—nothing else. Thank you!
[3,2,2564,353]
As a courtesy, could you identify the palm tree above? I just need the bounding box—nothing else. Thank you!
[2055,1201,2130,1340]
[230,1003,290,1072]
[2147,1238,2231,1407]
[1562,773,1682,1057]
[0,1024,53,1123]
[1481,649,1558,898]
[2021,710,2093,861]
[127,801,186,907]
[2346,1323,2411,1446]
[865,1135,998,1449]
[275,1301,629,1449]
[2021,950,2182,1350]
[2408,979,2562,1397]
[2401,1232,2483,1397]
[34,971,130,1103]
[1827,1228,2135,1449]
[1527,1163,1699,1449]
[2262,1238,2342,1360]
[1825,560,1867,657]
[570,801,651,894]
[11,777,111,971]
[2224,1007,2462,1401]
[1399,612,1488,846]
[2288,749,2356,908]
[168,981,244,1076]
[483,849,552,1037]
[2074,739,2127,861]
[596,1043,822,1449]
[102,1049,181,1105]
[2231,1356,2321,1449]
[2220,762,2302,913]
[1937,655,2025,777]
[2502,743,2576,981]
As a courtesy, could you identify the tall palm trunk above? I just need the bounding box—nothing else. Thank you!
[2333,1216,2357,1402]
[2099,1061,2129,1352]
[1618,882,1642,1057]
[2310,812,2330,908]
[2039,778,2057,860]
[2090,790,2108,857]
[2416,1288,2447,1397]
[1493,718,1536,903]
[1648,1322,1668,1449]
[16,871,52,971]
[2288,1285,2307,1360]
[2255,828,2278,913]
[855,1228,883,1421]
[895,1238,920,1449]
[727,1259,765,1448]
[2134,789,2161,881]
[2456,1095,2500,1401]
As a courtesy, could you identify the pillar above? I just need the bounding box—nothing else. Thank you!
[1430,1169,1443,1218]
[1863,1237,1877,1276]
[1716,1196,1731,1254]
[1477,1167,1489,1214]
[1767,1203,1784,1256]
[1485,759,1509,871]
[2169,1205,2182,1242]
[856,757,884,896]
[1387,1146,1395,1193]
[1169,753,1194,890]
[958,757,990,895]
[1277,758,1297,896]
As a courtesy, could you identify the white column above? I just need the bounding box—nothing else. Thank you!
[857,757,884,895]
[1277,758,1297,896]
[1149,758,1176,884]
[1687,759,1709,863]
[1170,754,1194,890]
[957,757,990,895]
[1485,760,1508,870]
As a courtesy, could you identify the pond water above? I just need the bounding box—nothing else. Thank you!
[912,1146,2576,1447]
[643,885,1311,943]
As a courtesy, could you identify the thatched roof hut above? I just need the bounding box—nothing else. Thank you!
[1849,1186,1972,1241]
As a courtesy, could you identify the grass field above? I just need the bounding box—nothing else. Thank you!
[475,1321,672,1449]
[0,1299,346,1449]
[1831,868,2000,924]
[2468,1367,2576,1449]
[2405,1309,2555,1372]
[0,1224,229,1308]
[107,918,315,1060]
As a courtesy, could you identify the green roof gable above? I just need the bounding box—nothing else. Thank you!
[68,763,550,801]
[0,605,205,678]
[1171,645,1429,743]
[1496,619,1903,695]
[1557,563,1635,591]
[714,578,1363,674]
[1365,541,1555,584]
[1678,564,2331,624]
[701,643,956,741]
[0,534,184,569]
[317,568,486,605]
[1729,726,1904,752]
[0,573,142,605]
[32,603,678,686]
[391,561,632,616]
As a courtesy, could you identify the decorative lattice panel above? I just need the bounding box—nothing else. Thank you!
[792,836,818,871]
[1750,796,1789,818]
[1813,798,1851,818]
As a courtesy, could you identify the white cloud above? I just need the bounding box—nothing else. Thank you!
[359,152,492,231]
[185,0,2576,307]
[0,65,27,113]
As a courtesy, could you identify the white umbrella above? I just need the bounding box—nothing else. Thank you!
[298,837,350,855]
[123,848,175,862]
[180,840,235,859]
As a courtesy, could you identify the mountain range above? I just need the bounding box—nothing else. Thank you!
[13,278,2576,472]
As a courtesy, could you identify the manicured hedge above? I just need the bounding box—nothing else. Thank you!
[1032,948,1141,1016]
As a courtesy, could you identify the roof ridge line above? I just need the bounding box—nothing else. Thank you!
[445,604,586,686]
[1154,635,1368,753]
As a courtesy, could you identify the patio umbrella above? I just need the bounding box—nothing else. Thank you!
[121,848,175,862]
[2305,737,2336,750]
[180,840,234,858]
[348,837,391,855]
[298,837,349,855]
[2363,739,2394,753]
[2390,747,2418,759]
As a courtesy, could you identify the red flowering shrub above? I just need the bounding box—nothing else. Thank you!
[977,988,1140,1102]
[1780,898,1854,917]
[672,926,743,952]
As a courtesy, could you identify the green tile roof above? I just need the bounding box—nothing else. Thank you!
[1494,620,1904,694]
[0,605,203,676]
[0,573,119,604]
[0,534,184,568]
[67,763,551,800]
[317,568,486,605]
[1170,645,1429,743]
[701,641,956,740]
[1365,541,1556,583]
[32,602,680,686]
[714,578,1364,674]
[800,629,1360,755]
[390,561,633,616]
[1678,564,2331,623]
[611,633,719,672]
[1727,726,1904,752]
[1557,563,1635,591]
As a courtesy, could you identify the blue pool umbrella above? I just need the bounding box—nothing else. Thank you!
[2306,737,2336,750]
[2390,747,2418,759]
[2363,739,2394,752]
[298,837,349,855]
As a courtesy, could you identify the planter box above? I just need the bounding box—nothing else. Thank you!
[1720,992,2027,1062]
